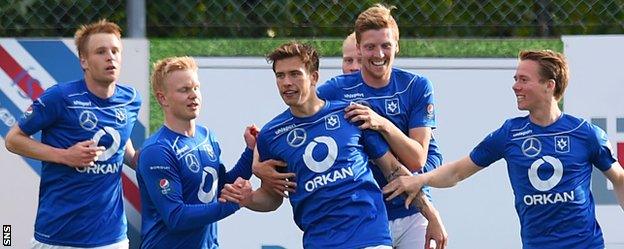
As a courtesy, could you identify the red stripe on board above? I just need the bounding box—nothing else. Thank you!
[122,173,142,211]
[618,142,624,167]
[0,45,45,100]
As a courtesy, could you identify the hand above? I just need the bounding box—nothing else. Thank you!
[243,124,260,149]
[425,211,448,249]
[382,175,426,208]
[62,140,105,168]
[219,177,252,207]
[344,103,388,131]
[252,148,295,197]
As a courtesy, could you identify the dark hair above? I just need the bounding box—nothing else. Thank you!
[266,42,319,74]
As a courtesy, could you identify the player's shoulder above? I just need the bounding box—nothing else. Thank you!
[51,79,86,97]
[323,72,361,89]
[113,83,141,103]
[392,68,428,83]
[259,109,294,137]
[325,100,349,112]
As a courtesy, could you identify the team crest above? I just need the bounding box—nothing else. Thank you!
[159,178,171,194]
[114,108,127,126]
[385,98,400,115]
[554,136,570,153]
[78,110,98,130]
[325,114,340,130]
[202,144,218,162]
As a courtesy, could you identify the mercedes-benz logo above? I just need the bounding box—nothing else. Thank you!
[521,137,541,157]
[286,128,307,147]
[79,110,98,130]
[185,154,200,173]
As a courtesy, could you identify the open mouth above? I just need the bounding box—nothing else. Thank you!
[283,90,298,98]
[105,66,116,71]
[371,60,386,66]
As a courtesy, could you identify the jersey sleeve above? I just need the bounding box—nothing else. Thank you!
[317,78,340,101]
[408,76,436,129]
[361,129,390,160]
[224,147,253,183]
[469,123,507,167]
[18,85,64,135]
[588,123,617,171]
[138,144,239,231]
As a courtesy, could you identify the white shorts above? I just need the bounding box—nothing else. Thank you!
[389,212,428,249]
[31,238,129,249]
[363,246,392,249]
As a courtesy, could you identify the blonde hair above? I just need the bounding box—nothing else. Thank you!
[519,50,569,101]
[342,32,357,51]
[74,19,121,58]
[354,3,399,44]
[151,56,198,96]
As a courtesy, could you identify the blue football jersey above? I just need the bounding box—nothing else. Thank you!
[137,125,253,249]
[18,79,141,247]
[318,68,442,220]
[470,114,616,249]
[257,100,392,249]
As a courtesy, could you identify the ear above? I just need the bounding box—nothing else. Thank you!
[395,41,400,54]
[310,71,319,86]
[79,56,88,70]
[156,91,168,107]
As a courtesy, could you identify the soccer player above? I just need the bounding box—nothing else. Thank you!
[136,56,257,249]
[220,42,444,249]
[384,50,624,249]
[323,4,447,248]
[4,20,140,248]
[342,32,361,74]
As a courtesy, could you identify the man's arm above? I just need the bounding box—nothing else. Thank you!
[383,156,483,204]
[373,152,447,249]
[220,181,284,212]
[603,162,624,210]
[5,125,104,168]
[123,140,137,170]
[345,103,429,171]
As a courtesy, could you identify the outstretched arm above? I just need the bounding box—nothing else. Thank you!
[220,180,284,212]
[603,162,624,210]
[383,156,483,204]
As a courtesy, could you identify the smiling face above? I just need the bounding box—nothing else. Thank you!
[159,69,202,122]
[273,56,319,109]
[80,32,122,86]
[357,28,398,85]
[512,59,554,112]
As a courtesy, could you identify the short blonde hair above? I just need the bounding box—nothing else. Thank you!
[355,4,399,44]
[342,32,357,52]
[74,19,122,58]
[151,56,198,96]
[519,50,569,101]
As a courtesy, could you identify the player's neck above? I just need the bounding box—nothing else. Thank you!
[84,76,116,99]
[290,97,325,118]
[361,69,391,88]
[529,102,562,127]
[164,118,196,137]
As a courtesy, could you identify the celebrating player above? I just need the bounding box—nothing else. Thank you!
[220,42,445,249]
[136,56,257,249]
[5,20,140,248]
[384,50,624,249]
